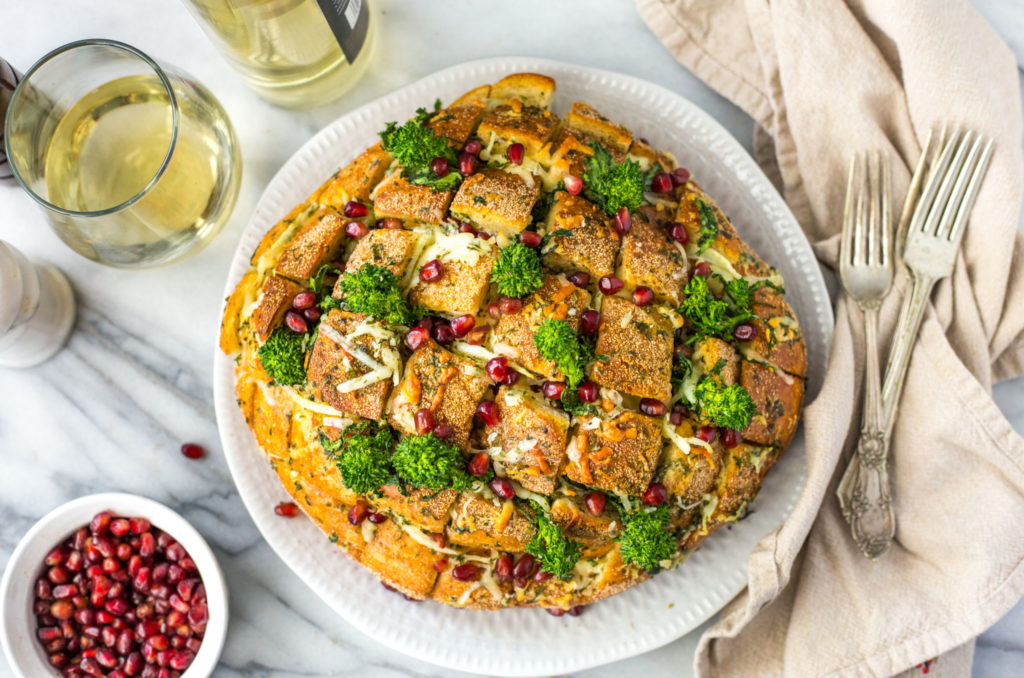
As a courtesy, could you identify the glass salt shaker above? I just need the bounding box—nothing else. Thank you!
[0,240,75,368]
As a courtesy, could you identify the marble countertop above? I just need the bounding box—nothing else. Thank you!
[1,1,1022,676]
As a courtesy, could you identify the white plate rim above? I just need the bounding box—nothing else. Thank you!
[212,56,833,676]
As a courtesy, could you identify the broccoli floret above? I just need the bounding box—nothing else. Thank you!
[533,319,589,387]
[582,141,649,215]
[321,423,395,495]
[491,242,543,298]
[335,264,418,327]
[525,513,582,580]
[694,198,719,254]
[617,506,675,571]
[379,104,461,192]
[391,433,470,491]
[559,387,596,417]
[692,377,756,430]
[257,327,307,386]
[679,275,754,343]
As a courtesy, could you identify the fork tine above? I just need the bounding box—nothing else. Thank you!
[936,133,985,240]
[947,136,994,245]
[896,129,933,247]
[841,153,859,268]
[921,130,976,236]
[909,128,963,234]
[880,151,892,267]
[867,151,881,266]
[854,153,868,266]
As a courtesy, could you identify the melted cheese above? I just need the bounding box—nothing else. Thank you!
[415,230,491,269]
[255,206,315,276]
[281,387,345,417]
[738,345,796,385]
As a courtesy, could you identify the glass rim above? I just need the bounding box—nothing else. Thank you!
[3,38,180,218]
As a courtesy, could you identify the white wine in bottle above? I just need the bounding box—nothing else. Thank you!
[182,0,374,108]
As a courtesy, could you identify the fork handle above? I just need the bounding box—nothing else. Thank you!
[837,305,895,558]
[881,272,938,430]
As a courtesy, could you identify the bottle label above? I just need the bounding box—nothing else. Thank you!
[314,0,369,62]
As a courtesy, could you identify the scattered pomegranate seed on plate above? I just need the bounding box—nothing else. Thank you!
[274,502,299,517]
[180,444,205,460]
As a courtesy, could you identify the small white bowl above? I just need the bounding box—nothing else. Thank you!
[0,493,229,678]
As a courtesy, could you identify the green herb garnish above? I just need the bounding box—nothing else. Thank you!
[491,242,543,298]
[321,423,396,495]
[582,141,649,215]
[257,327,307,386]
[533,319,589,387]
[559,387,596,417]
[617,506,676,571]
[695,198,718,254]
[379,103,461,192]
[692,378,756,430]
[525,513,582,580]
[391,433,471,491]
[335,264,417,327]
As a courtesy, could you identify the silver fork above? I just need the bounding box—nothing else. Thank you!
[880,129,994,431]
[836,152,895,559]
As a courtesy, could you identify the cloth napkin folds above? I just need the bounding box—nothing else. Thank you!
[634,0,1024,676]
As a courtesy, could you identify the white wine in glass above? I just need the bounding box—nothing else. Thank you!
[182,0,375,108]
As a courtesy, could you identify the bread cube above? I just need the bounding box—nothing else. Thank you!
[306,310,398,421]
[310,143,392,205]
[564,411,662,496]
[692,336,740,387]
[373,171,454,224]
[627,138,672,173]
[541,193,620,279]
[744,286,806,378]
[617,205,689,304]
[494,387,571,495]
[477,102,559,154]
[565,102,632,154]
[446,493,535,551]
[432,561,510,609]
[250,275,302,342]
[490,275,591,379]
[545,129,595,182]
[739,359,804,447]
[274,207,347,281]
[250,203,314,267]
[660,415,725,504]
[451,84,491,107]
[674,183,775,278]
[407,232,497,316]
[590,296,674,401]
[549,496,621,546]
[450,168,540,238]
[713,442,775,520]
[358,519,439,600]
[489,72,556,109]
[387,341,491,450]
[429,100,488,148]
[339,227,427,282]
[369,485,458,533]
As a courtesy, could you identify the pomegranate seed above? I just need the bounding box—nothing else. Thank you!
[503,370,520,386]
[577,381,598,402]
[292,290,316,310]
[450,314,475,337]
[136,620,161,638]
[303,307,322,322]
[65,550,83,572]
[670,167,691,186]
[507,142,525,165]
[169,650,195,670]
[633,286,654,306]
[669,409,684,426]
[345,220,369,238]
[45,546,68,567]
[613,207,631,234]
[48,652,68,668]
[165,542,186,562]
[464,139,482,155]
[476,401,499,426]
[348,501,369,526]
[639,398,667,417]
[367,512,386,524]
[721,428,741,448]
[512,576,528,589]
[494,554,513,582]
[188,603,208,626]
[102,557,120,573]
[642,482,668,506]
[186,638,201,653]
[541,380,565,400]
[74,609,94,626]
[579,310,601,336]
[489,477,515,500]
[498,296,523,314]
[568,605,586,616]
[405,326,430,350]
[432,423,453,439]
[100,624,117,648]
[90,512,113,536]
[74,528,89,551]
[651,171,673,194]
[138,533,155,558]
[519,231,541,247]
[53,584,78,600]
[669,222,689,244]
[487,302,501,319]
[693,261,711,278]
[124,652,144,675]
[697,425,718,443]
[129,517,150,535]
[458,152,479,176]
[38,626,62,641]
[534,569,553,582]
[94,536,116,558]
[81,657,103,676]
[169,594,190,614]
[48,566,70,584]
[343,200,368,218]
[274,501,299,517]
[95,610,115,624]
[486,357,509,383]
[380,217,403,229]
[104,598,129,616]
[419,259,443,282]
[142,642,158,662]
[547,607,566,617]
[430,156,450,177]
[732,322,756,342]
[452,563,482,582]
[36,578,53,600]
[512,554,537,579]
[466,326,489,345]
[431,324,454,346]
[467,452,491,477]
[414,408,436,434]
[147,634,169,651]
[598,276,624,295]
[585,492,606,515]
[564,175,583,195]
[568,271,590,288]
[284,309,308,333]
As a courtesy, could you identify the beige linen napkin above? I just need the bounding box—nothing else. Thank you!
[635,0,1024,676]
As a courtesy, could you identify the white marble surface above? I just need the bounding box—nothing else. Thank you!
[0,1,1021,676]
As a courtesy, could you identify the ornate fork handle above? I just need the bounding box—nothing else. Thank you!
[837,301,895,559]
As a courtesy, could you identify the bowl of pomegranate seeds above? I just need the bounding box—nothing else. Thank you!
[0,493,228,678]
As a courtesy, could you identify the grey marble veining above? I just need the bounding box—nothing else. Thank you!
[1,1,1022,677]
